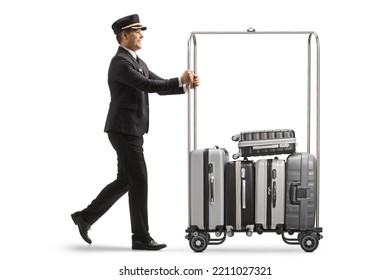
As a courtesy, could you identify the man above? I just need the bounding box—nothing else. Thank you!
[71,14,199,250]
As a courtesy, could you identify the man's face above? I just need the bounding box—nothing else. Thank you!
[122,29,143,51]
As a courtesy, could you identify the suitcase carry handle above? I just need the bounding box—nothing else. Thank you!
[242,179,246,209]
[210,176,215,206]
[187,30,321,228]
[272,181,277,208]
[290,182,301,205]
[290,181,309,205]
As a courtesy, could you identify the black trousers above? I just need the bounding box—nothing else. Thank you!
[81,132,150,242]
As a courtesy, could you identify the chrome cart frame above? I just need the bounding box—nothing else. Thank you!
[186,30,322,252]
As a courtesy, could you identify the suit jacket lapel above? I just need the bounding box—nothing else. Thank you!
[117,47,146,77]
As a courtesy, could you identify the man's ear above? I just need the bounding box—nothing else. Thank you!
[120,31,126,41]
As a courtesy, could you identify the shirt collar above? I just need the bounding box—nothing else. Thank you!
[121,46,137,60]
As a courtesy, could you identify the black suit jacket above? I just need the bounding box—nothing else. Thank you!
[104,47,184,136]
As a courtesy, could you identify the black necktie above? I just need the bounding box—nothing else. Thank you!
[136,56,144,75]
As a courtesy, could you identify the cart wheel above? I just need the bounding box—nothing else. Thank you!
[300,233,319,252]
[215,231,222,237]
[189,233,208,252]
[227,230,234,237]
[246,230,253,237]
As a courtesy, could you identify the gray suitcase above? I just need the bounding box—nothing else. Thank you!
[190,147,228,231]
[255,158,285,232]
[285,153,317,230]
[232,129,296,159]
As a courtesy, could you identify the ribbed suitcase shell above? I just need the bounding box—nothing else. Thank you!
[255,158,285,230]
[232,129,296,159]
[285,153,317,230]
[190,147,228,230]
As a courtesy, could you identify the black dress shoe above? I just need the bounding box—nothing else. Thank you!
[132,240,167,250]
[71,211,92,244]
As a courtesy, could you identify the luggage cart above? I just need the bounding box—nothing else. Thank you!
[185,29,322,252]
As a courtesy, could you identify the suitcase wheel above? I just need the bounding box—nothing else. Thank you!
[255,225,264,235]
[299,233,319,252]
[189,233,208,253]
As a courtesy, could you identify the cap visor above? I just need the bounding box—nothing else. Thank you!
[132,25,147,31]
[122,25,146,31]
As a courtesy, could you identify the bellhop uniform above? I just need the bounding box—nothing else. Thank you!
[104,47,184,136]
[77,15,185,243]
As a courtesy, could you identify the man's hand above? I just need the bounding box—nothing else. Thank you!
[191,74,200,88]
[181,70,200,88]
[181,69,194,85]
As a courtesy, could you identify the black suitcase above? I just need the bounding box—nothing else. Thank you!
[225,159,255,237]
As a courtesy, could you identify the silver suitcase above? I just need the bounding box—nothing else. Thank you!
[255,158,285,232]
[285,153,317,230]
[190,147,228,231]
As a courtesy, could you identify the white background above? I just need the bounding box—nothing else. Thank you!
[1,0,389,279]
